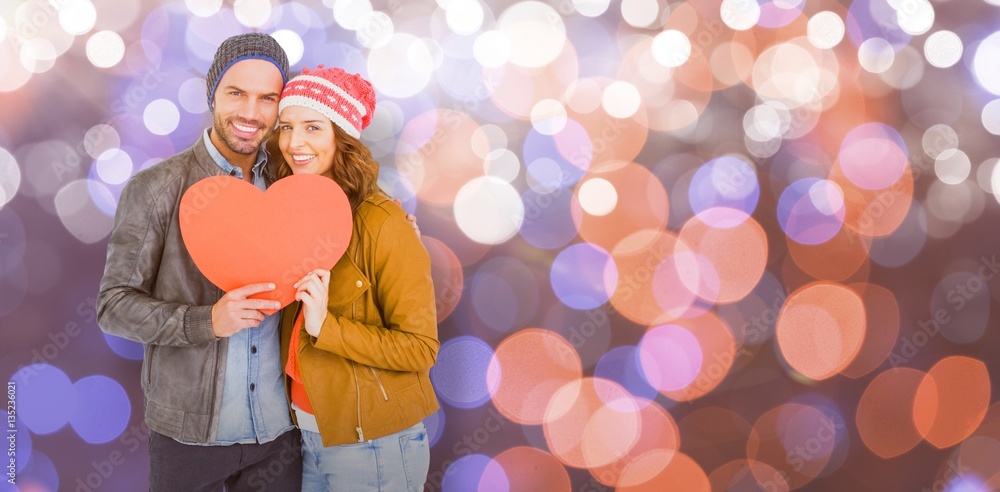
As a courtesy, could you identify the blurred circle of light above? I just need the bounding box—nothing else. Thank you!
[0,15,6,42]
[689,156,760,219]
[518,188,578,249]
[368,33,433,98]
[778,178,845,245]
[271,29,305,66]
[922,123,958,159]
[454,176,524,245]
[55,180,115,243]
[531,99,568,136]
[926,180,984,226]
[20,38,58,74]
[679,208,768,304]
[446,0,484,36]
[442,454,501,492]
[58,0,97,36]
[543,378,642,469]
[104,333,144,360]
[143,99,181,136]
[526,157,564,193]
[356,11,394,49]
[21,451,59,491]
[894,0,934,35]
[424,408,444,447]
[839,122,908,190]
[856,368,926,458]
[744,103,786,142]
[935,149,971,185]
[86,30,125,68]
[721,0,761,31]
[776,282,865,381]
[601,81,641,119]
[858,37,895,73]
[234,0,272,28]
[594,347,658,406]
[95,149,133,185]
[485,149,520,183]
[1,40,32,91]
[991,161,1000,204]
[0,147,20,208]
[473,30,512,68]
[639,324,703,392]
[550,242,614,310]
[914,357,991,449]
[497,1,566,68]
[430,336,494,409]
[487,329,583,425]
[621,0,660,28]
[185,0,224,17]
[748,404,835,489]
[578,178,617,216]
[976,158,999,194]
[618,451,710,490]
[973,31,1000,95]
[11,364,78,435]
[808,11,845,49]
[178,78,209,114]
[486,447,571,491]
[70,375,131,444]
[924,30,963,68]
[333,0,373,30]
[982,100,1000,135]
[84,124,120,159]
[867,202,927,268]
[651,30,691,68]
[573,0,610,17]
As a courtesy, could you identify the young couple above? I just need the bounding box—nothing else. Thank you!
[96,33,439,491]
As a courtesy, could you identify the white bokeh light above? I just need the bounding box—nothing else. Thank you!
[973,31,1000,96]
[473,31,511,68]
[86,31,125,68]
[484,149,520,183]
[143,99,181,136]
[356,11,394,49]
[234,0,272,28]
[807,11,845,49]
[894,0,934,35]
[573,0,610,17]
[20,38,57,74]
[621,0,660,28]
[993,160,1000,206]
[446,0,484,35]
[185,0,224,17]
[720,0,761,31]
[368,33,433,98]
[982,100,1000,135]
[924,30,963,68]
[935,149,971,185]
[54,180,115,244]
[498,1,566,69]
[858,37,895,74]
[333,0,373,30]
[84,124,121,159]
[0,15,7,43]
[0,147,21,209]
[95,149,134,186]
[578,178,617,216]
[652,30,691,68]
[58,0,97,36]
[977,158,998,194]
[530,99,567,136]
[272,30,305,65]
[601,81,641,119]
[454,176,524,245]
[178,78,209,114]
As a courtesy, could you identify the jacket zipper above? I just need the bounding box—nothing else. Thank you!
[352,361,364,442]
[369,367,389,401]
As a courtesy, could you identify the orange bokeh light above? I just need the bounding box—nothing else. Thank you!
[775,282,866,380]
[677,208,768,304]
[913,356,991,449]
[856,367,925,458]
[487,328,582,425]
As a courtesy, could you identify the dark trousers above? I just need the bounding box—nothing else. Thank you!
[148,429,302,492]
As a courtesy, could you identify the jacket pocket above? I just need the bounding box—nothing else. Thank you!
[143,344,156,387]
[328,254,370,317]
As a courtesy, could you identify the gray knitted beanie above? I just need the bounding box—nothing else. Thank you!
[206,33,289,110]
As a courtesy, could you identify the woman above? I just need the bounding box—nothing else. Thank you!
[268,65,439,491]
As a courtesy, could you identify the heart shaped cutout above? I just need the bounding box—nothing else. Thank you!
[179,174,352,315]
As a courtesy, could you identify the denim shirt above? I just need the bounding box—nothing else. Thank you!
[180,129,294,445]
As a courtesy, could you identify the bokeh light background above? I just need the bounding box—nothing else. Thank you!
[3,0,1000,490]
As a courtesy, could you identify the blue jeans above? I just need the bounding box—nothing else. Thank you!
[300,422,429,491]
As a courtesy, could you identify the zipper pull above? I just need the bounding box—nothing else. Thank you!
[356,426,364,442]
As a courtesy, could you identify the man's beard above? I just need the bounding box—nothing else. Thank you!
[214,114,269,155]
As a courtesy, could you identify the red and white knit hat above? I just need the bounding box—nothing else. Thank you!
[278,65,375,139]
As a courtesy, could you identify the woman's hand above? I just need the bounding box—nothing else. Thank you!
[294,269,331,338]
[393,198,420,237]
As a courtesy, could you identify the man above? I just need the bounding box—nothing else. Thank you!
[97,33,301,491]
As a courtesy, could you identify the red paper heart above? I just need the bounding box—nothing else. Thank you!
[179,174,352,315]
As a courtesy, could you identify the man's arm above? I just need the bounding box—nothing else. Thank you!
[96,175,278,345]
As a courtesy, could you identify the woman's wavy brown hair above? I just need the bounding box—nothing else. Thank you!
[266,124,381,211]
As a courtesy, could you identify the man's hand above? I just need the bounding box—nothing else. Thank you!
[393,198,420,237]
[295,270,331,338]
[211,283,280,338]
